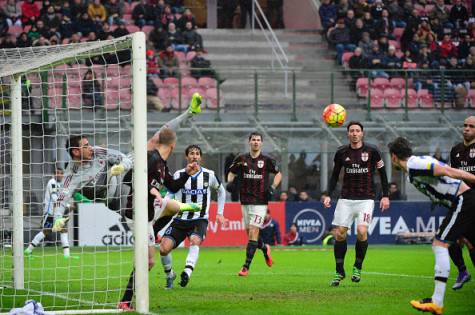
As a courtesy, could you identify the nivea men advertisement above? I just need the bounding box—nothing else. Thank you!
[284,201,448,244]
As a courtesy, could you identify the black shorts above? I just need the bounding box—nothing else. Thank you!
[163,219,208,249]
[42,214,54,229]
[437,190,475,245]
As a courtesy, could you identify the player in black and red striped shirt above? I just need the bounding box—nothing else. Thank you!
[227,132,282,276]
[322,121,390,286]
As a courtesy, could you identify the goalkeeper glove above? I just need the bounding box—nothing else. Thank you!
[52,217,67,232]
[73,192,92,203]
[111,164,125,176]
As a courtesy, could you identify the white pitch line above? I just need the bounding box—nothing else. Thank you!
[1,285,95,306]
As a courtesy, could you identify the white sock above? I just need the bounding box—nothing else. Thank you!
[184,245,200,277]
[61,233,70,256]
[31,231,45,248]
[432,245,450,307]
[161,254,173,277]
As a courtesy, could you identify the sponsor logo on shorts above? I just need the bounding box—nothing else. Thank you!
[292,208,326,243]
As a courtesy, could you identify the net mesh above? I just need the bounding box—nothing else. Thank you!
[0,36,139,312]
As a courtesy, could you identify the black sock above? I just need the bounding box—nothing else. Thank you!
[121,269,135,303]
[243,240,258,269]
[334,240,347,275]
[257,238,267,256]
[354,240,368,270]
[449,244,467,273]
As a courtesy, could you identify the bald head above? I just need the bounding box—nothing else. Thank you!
[463,116,475,144]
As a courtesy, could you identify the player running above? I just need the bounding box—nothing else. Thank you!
[388,137,475,315]
[447,115,475,290]
[158,144,227,289]
[322,121,390,286]
[227,131,282,277]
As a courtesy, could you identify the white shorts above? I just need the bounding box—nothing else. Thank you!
[125,196,170,246]
[332,199,375,228]
[242,205,267,228]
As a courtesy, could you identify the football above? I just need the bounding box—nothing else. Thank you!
[322,103,347,127]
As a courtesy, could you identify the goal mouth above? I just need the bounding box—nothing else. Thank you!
[1,33,150,313]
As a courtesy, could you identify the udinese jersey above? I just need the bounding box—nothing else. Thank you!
[43,178,61,216]
[229,153,279,205]
[56,146,133,215]
[147,149,190,221]
[170,166,226,221]
[329,143,387,199]
[407,155,461,208]
[450,142,475,188]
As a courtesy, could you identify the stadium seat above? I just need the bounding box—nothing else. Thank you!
[175,51,186,63]
[401,89,418,108]
[393,28,404,41]
[104,77,119,89]
[414,3,425,14]
[186,51,196,63]
[105,89,119,110]
[198,77,217,89]
[369,89,384,108]
[389,77,405,90]
[142,25,154,35]
[7,25,23,36]
[181,76,198,91]
[106,64,121,78]
[356,77,369,97]
[425,4,434,13]
[372,78,390,90]
[118,89,132,110]
[152,77,163,88]
[163,77,179,88]
[388,40,400,50]
[384,88,402,108]
[417,89,434,108]
[466,89,475,108]
[342,52,353,68]
[158,87,171,107]
[48,86,64,109]
[67,92,82,109]
[126,25,140,34]
[205,88,223,109]
[123,14,132,22]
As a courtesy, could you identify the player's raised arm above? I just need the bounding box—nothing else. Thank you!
[433,162,475,185]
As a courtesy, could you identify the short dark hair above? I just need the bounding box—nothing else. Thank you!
[66,135,84,157]
[248,131,263,141]
[388,137,413,160]
[346,121,364,131]
[185,144,202,156]
[389,182,397,187]
[158,128,176,145]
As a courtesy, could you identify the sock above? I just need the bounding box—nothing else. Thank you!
[184,245,200,277]
[243,240,258,269]
[448,244,466,273]
[354,239,369,270]
[60,233,70,256]
[257,238,267,256]
[432,245,450,307]
[31,231,45,248]
[161,254,173,277]
[334,239,347,275]
[160,110,193,132]
[121,269,135,303]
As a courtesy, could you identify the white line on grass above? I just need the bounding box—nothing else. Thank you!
[1,284,95,306]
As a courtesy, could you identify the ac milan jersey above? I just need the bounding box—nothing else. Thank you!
[450,142,475,188]
[229,153,279,205]
[329,143,386,199]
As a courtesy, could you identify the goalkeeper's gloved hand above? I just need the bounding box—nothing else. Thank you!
[111,163,125,176]
[52,217,67,232]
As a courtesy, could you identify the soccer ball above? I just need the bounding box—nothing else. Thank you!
[322,104,347,127]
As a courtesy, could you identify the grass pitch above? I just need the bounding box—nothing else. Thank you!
[1,245,474,314]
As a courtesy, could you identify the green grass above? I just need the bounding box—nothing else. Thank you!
[1,245,475,314]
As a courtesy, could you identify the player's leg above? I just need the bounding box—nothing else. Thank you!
[257,235,273,267]
[449,243,471,290]
[160,221,187,289]
[331,199,354,286]
[25,214,53,255]
[352,200,374,283]
[159,198,201,218]
[180,220,207,287]
[239,205,267,276]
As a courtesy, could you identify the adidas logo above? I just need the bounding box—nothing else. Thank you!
[345,157,351,161]
[456,153,460,157]
[102,221,134,246]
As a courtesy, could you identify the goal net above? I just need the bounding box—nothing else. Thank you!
[0,33,149,314]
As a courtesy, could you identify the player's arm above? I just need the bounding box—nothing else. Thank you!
[94,146,133,176]
[324,151,343,208]
[163,167,190,193]
[226,155,241,192]
[433,163,475,184]
[375,150,390,211]
[213,174,228,226]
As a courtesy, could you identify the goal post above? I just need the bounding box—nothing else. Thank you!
[0,32,149,314]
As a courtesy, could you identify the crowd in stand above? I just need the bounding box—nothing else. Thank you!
[320,0,475,106]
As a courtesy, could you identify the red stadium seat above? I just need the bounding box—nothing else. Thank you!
[384,88,402,108]
[198,77,216,89]
[142,25,154,35]
[158,87,171,107]
[393,28,404,41]
[163,77,179,88]
[67,93,82,109]
[465,89,475,108]
[388,40,400,50]
[205,88,223,109]
[417,89,434,108]
[105,89,119,110]
[181,76,198,91]
[175,51,186,63]
[7,25,23,36]
[401,89,418,108]
[106,64,121,78]
[372,78,390,90]
[356,77,369,97]
[126,25,140,33]
[342,52,353,68]
[389,77,405,90]
[369,89,384,108]
[186,51,196,62]
[152,77,163,88]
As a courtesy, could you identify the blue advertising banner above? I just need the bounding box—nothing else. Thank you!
[284,201,448,244]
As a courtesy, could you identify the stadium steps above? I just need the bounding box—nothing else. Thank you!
[199,29,361,109]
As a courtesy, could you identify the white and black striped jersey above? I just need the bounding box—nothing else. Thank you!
[407,155,462,208]
[43,177,61,216]
[170,166,225,221]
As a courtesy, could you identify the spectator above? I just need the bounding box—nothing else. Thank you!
[166,22,188,52]
[87,0,107,24]
[220,0,238,28]
[350,19,365,46]
[111,21,129,38]
[337,0,350,18]
[0,11,8,38]
[374,9,394,39]
[41,5,61,30]
[132,0,155,28]
[377,33,389,53]
[370,0,385,22]
[183,21,203,51]
[149,26,168,51]
[239,0,253,29]
[345,9,356,28]
[4,0,22,27]
[449,0,469,29]
[439,34,457,60]
[59,14,74,39]
[260,210,281,246]
[77,12,98,37]
[190,49,221,82]
[70,0,88,23]
[61,1,72,20]
[429,0,452,29]
[278,191,288,202]
[146,49,160,77]
[16,32,32,47]
[352,0,369,19]
[288,186,298,201]
[266,0,284,29]
[328,18,355,65]
[96,21,111,40]
[297,191,312,202]
[159,44,179,78]
[27,25,40,40]
[320,191,329,203]
[146,76,165,111]
[348,47,367,87]
[82,69,103,111]
[416,19,436,45]
[386,0,405,28]
[283,223,303,246]
[0,34,16,49]
[388,182,402,200]
[177,8,196,30]
[400,9,419,52]
[367,43,389,78]
[159,4,176,29]
[358,31,374,57]
[21,0,40,26]
[362,11,375,38]
[105,0,123,26]
[32,35,50,47]
[319,0,337,33]
[383,45,402,72]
